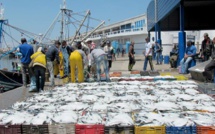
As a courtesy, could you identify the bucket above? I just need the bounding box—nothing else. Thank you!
[160,55,163,64]
[164,55,170,64]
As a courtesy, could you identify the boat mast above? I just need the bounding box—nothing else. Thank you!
[60,0,66,42]
[0,3,6,48]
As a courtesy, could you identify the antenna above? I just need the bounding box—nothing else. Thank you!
[0,3,5,20]
[63,0,66,9]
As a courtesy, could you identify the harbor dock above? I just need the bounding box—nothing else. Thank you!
[0,54,196,110]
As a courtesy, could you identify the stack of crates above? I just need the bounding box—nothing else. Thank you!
[148,71,160,76]
[75,124,104,134]
[48,124,75,134]
[135,126,165,134]
[174,75,188,80]
[110,72,122,77]
[105,125,134,134]
[0,125,22,134]
[197,126,215,134]
[130,70,140,75]
[140,71,150,76]
[166,126,196,134]
[160,72,171,76]
[22,124,49,134]
[130,70,141,78]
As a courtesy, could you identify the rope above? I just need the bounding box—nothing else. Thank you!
[0,70,23,86]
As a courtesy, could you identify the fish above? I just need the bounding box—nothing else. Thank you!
[155,101,180,111]
[52,111,77,123]
[78,112,104,124]
[106,113,134,126]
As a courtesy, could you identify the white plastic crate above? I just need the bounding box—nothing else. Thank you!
[48,124,75,134]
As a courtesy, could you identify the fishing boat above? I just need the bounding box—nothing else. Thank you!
[0,0,105,92]
[0,5,38,92]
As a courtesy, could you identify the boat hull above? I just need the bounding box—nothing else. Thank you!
[0,69,30,92]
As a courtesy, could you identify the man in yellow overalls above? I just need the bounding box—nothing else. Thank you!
[70,41,87,83]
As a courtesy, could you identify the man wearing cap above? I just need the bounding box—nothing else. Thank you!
[179,41,196,74]
[143,37,154,71]
[103,40,114,71]
[70,41,87,83]
[45,40,61,86]
[201,33,213,61]
[85,38,92,48]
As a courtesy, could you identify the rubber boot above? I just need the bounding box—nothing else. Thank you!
[128,65,131,71]
[130,64,134,70]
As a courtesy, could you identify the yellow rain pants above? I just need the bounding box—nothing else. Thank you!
[53,60,59,76]
[59,51,64,78]
[70,50,84,83]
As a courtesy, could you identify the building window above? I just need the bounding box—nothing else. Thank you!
[121,25,126,30]
[126,24,131,29]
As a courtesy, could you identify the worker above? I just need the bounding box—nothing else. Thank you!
[89,44,111,82]
[69,41,87,83]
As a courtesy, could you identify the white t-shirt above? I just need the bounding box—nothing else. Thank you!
[145,42,152,56]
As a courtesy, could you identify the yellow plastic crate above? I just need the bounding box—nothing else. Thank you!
[174,75,188,80]
[135,126,165,134]
[160,72,171,76]
[62,77,69,84]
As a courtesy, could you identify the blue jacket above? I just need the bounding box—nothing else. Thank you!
[186,45,196,56]
[19,43,34,64]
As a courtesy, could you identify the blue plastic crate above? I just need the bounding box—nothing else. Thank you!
[166,126,196,134]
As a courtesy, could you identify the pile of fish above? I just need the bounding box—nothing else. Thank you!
[0,77,215,127]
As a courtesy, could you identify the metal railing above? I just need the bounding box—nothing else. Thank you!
[90,27,145,38]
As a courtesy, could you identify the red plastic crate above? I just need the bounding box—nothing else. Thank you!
[130,70,140,74]
[197,126,215,134]
[113,72,122,75]
[0,125,21,134]
[75,124,104,134]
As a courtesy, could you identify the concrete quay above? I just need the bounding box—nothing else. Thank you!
[0,54,200,110]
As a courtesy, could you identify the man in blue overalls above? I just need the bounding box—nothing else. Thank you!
[61,40,73,78]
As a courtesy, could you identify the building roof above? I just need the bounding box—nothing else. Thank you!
[147,0,215,31]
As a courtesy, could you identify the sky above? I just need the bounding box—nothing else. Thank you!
[0,0,151,47]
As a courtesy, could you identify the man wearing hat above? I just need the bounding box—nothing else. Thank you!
[69,41,87,83]
[201,33,213,61]
[103,40,114,71]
